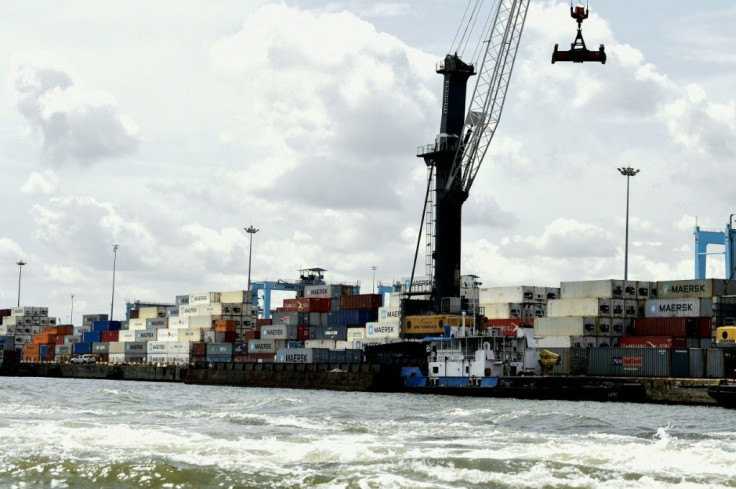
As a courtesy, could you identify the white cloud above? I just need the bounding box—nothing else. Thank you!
[20,170,58,194]
[11,50,139,166]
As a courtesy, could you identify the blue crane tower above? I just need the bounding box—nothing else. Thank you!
[693,217,736,280]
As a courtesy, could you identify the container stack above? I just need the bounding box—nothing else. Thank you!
[266,288,382,364]
[479,285,560,337]
[618,279,733,350]
[24,325,75,362]
[1,307,55,353]
[80,314,108,333]
[536,279,651,348]
[72,320,122,361]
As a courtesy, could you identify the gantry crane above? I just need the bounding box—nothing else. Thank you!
[408,0,605,314]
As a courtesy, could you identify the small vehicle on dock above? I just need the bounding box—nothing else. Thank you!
[70,354,97,364]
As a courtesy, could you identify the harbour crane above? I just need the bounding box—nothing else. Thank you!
[408,0,605,315]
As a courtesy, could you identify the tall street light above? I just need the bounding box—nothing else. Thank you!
[16,260,26,307]
[617,166,640,281]
[244,226,259,293]
[70,294,75,326]
[371,265,377,294]
[110,245,119,321]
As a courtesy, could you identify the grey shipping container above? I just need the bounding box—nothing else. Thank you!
[689,348,705,378]
[654,279,736,299]
[672,349,689,377]
[706,349,724,378]
[588,347,671,377]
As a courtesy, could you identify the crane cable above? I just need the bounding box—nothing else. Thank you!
[451,0,482,57]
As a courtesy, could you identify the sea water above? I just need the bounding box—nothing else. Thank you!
[0,377,735,488]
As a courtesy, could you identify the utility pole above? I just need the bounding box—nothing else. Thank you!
[617,166,640,280]
[110,245,119,321]
[244,226,259,293]
[70,294,75,326]
[16,260,26,307]
[371,265,377,294]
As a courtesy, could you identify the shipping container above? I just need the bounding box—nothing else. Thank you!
[145,318,168,329]
[179,305,200,317]
[100,331,119,343]
[72,342,93,354]
[535,336,574,348]
[188,315,221,328]
[108,342,126,354]
[588,348,671,377]
[654,279,736,299]
[221,290,251,304]
[672,349,690,377]
[547,298,612,317]
[634,317,710,337]
[347,327,365,340]
[92,320,121,332]
[108,353,146,364]
[403,315,476,336]
[327,310,378,326]
[188,292,221,306]
[303,284,343,299]
[137,306,167,319]
[560,280,625,299]
[481,303,524,320]
[125,342,147,354]
[127,319,147,330]
[478,286,536,304]
[689,348,705,378]
[707,349,725,378]
[484,319,531,337]
[378,307,401,322]
[260,325,298,340]
[305,340,336,349]
[309,325,348,341]
[135,330,157,342]
[275,348,330,364]
[534,317,593,337]
[339,294,382,310]
[206,342,233,356]
[617,336,686,348]
[644,299,713,319]
[248,339,277,354]
[282,298,331,313]
[365,322,400,339]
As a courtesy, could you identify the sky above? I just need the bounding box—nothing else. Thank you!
[1,1,735,324]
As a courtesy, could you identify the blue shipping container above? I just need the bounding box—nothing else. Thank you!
[205,354,232,363]
[309,325,348,340]
[83,331,101,343]
[73,342,93,354]
[327,310,377,326]
[92,320,122,332]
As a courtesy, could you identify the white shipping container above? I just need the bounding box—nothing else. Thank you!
[335,340,352,350]
[147,341,169,354]
[354,338,388,349]
[157,329,180,341]
[0,326,11,335]
[276,348,314,363]
[168,316,191,329]
[166,341,191,354]
[188,315,219,328]
[535,336,573,348]
[547,298,611,317]
[365,322,400,339]
[108,342,126,354]
[147,354,168,364]
[118,329,135,341]
[645,298,713,318]
[178,328,204,341]
[146,318,168,329]
[304,339,336,349]
[636,281,654,299]
[221,290,248,304]
[378,307,401,322]
[11,307,32,317]
[389,292,401,308]
[261,325,291,339]
[347,328,365,340]
[560,279,624,299]
[135,330,157,342]
[478,286,535,304]
[137,306,165,319]
[179,305,200,317]
[55,345,72,355]
[304,284,342,298]
[167,354,191,364]
[128,319,147,330]
[3,316,17,326]
[534,317,588,337]
[188,292,221,306]
[482,303,523,319]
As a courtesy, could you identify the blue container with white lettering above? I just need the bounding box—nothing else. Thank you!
[233,342,247,355]
[92,320,122,332]
[205,354,232,363]
[309,325,348,340]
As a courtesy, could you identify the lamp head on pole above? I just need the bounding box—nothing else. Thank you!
[244,226,259,235]
[113,244,119,253]
[16,260,26,267]
[617,166,640,177]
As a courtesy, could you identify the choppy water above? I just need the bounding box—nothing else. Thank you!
[1,377,735,488]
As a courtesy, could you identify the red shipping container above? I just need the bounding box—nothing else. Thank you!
[130,309,140,319]
[634,317,707,337]
[256,318,272,327]
[485,318,534,337]
[282,298,331,313]
[297,325,310,341]
[101,331,120,342]
[55,335,65,345]
[339,294,382,310]
[617,336,687,348]
[243,331,258,341]
[191,342,206,356]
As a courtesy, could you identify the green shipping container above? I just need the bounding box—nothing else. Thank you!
[588,348,671,377]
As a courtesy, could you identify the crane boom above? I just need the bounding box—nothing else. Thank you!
[447,0,530,194]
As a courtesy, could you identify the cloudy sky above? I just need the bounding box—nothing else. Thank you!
[1,1,735,324]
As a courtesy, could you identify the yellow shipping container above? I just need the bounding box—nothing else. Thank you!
[403,315,476,335]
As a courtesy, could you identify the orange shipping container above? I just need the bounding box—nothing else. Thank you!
[214,319,237,332]
[24,343,41,355]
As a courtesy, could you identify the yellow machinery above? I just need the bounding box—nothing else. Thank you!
[716,326,736,345]
[539,350,560,376]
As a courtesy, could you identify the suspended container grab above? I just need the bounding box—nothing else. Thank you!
[551,2,606,64]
